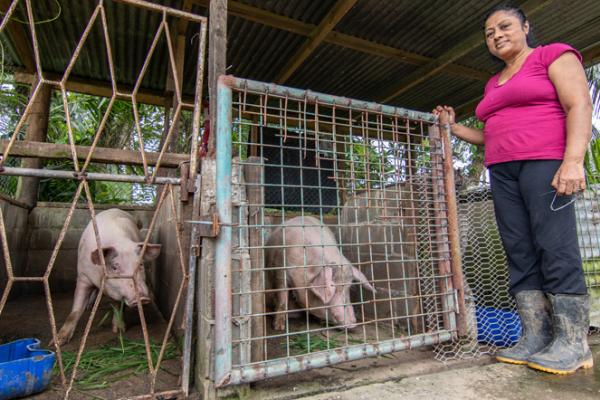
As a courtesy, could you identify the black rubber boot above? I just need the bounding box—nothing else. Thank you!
[527,294,594,374]
[496,290,553,365]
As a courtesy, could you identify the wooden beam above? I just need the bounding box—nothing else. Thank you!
[14,70,195,108]
[274,0,357,84]
[0,0,36,72]
[379,0,555,103]
[328,31,491,81]
[190,0,491,81]
[0,140,189,167]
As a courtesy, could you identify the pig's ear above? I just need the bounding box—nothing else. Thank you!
[136,243,161,261]
[91,246,117,265]
[351,266,376,293]
[309,266,336,304]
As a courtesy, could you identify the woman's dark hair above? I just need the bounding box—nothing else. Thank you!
[483,1,537,47]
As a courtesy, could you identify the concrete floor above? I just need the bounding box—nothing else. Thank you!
[302,343,600,400]
[233,336,600,400]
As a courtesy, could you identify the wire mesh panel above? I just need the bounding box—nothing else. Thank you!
[212,76,461,386]
[0,0,206,398]
[578,185,600,326]
[435,183,600,361]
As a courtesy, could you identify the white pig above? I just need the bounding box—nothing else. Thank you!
[54,208,161,345]
[265,216,375,331]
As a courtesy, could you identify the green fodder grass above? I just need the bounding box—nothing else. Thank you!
[57,338,179,390]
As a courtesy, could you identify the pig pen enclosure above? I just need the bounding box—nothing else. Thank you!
[0,0,207,398]
[202,76,465,387]
[3,0,598,398]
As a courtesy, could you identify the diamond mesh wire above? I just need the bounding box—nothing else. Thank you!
[0,1,207,398]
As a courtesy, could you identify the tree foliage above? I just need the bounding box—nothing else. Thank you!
[0,73,194,204]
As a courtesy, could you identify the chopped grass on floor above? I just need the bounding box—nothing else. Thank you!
[287,332,364,353]
[57,338,179,390]
[288,334,337,352]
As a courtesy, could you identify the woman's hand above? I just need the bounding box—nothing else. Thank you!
[432,105,456,125]
[551,160,586,196]
[431,105,485,145]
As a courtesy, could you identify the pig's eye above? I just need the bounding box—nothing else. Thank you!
[109,263,119,272]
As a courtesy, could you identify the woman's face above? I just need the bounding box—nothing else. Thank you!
[484,11,529,61]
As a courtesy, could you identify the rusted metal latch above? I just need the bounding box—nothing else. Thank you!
[186,214,237,237]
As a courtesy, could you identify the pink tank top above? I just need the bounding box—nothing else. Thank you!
[475,43,582,166]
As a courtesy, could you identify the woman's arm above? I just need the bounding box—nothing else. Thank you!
[549,52,593,196]
[432,105,485,145]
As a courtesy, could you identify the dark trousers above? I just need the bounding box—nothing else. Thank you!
[489,160,587,296]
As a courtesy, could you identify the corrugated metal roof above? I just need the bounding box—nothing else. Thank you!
[335,0,496,58]
[238,0,338,25]
[2,0,600,115]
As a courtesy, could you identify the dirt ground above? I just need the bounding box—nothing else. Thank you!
[0,292,183,400]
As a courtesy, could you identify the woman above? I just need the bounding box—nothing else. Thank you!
[434,3,593,374]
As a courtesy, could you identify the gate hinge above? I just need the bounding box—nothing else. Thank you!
[187,213,221,238]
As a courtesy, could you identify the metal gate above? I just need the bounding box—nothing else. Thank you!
[212,76,464,386]
[0,1,206,398]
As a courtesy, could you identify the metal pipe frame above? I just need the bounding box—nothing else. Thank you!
[230,331,452,385]
[212,75,461,388]
[114,0,207,22]
[0,166,181,185]
[214,76,233,387]
[224,76,437,123]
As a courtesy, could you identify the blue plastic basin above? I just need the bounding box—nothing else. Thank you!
[475,306,522,347]
[0,338,55,400]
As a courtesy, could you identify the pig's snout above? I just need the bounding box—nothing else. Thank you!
[329,304,357,330]
[125,295,151,308]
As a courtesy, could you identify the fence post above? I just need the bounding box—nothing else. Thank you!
[428,124,459,337]
[15,82,51,207]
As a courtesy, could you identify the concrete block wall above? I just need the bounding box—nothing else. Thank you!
[0,199,29,297]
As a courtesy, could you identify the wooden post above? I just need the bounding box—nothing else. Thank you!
[243,157,265,362]
[15,83,52,208]
[249,125,258,157]
[197,0,227,398]
[206,0,227,156]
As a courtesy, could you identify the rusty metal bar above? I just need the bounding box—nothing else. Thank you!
[114,0,207,22]
[439,123,467,336]
[0,0,19,32]
[428,124,458,337]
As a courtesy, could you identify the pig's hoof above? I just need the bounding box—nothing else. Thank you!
[50,332,71,347]
[272,317,286,331]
